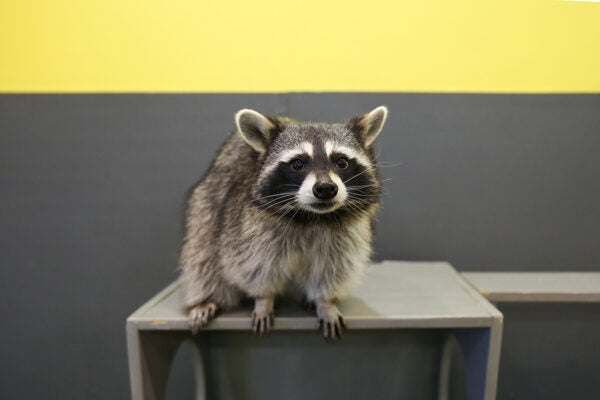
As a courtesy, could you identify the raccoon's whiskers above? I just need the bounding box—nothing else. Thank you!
[281,204,302,236]
[252,191,297,203]
[346,195,371,205]
[347,193,382,199]
[227,194,293,213]
[346,188,382,197]
[344,198,380,223]
[342,165,377,184]
[251,191,300,218]
[375,161,403,168]
[343,202,365,220]
[253,195,297,218]
[349,177,390,188]
[272,201,298,227]
[346,180,389,193]
[347,197,373,206]
[347,185,382,191]
[346,195,378,210]
[253,196,295,213]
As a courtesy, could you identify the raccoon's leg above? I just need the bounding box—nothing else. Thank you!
[304,256,369,340]
[188,283,243,333]
[188,302,217,334]
[180,260,243,334]
[303,267,351,340]
[315,299,346,341]
[180,234,241,333]
[221,255,282,334]
[251,296,275,335]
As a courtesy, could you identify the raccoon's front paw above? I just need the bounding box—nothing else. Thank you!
[316,302,346,341]
[252,297,275,336]
[188,302,217,334]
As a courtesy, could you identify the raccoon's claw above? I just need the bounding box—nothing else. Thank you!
[252,311,274,336]
[188,302,217,334]
[318,314,346,341]
[316,303,346,342]
[251,297,275,336]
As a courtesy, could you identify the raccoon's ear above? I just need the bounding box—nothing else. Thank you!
[235,109,278,153]
[347,106,388,147]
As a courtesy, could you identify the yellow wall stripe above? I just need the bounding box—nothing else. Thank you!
[1,0,599,93]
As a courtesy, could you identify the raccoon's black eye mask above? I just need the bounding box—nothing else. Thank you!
[334,156,349,169]
[289,158,306,172]
[256,161,308,200]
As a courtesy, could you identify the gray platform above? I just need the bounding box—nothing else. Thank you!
[127,261,503,400]
[463,272,600,302]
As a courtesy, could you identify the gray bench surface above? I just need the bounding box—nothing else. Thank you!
[463,272,600,302]
[129,261,500,330]
[127,261,502,400]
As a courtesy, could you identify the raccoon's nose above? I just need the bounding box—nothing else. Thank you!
[313,180,338,200]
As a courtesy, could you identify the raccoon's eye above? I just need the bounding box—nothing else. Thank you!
[290,158,305,171]
[335,157,349,169]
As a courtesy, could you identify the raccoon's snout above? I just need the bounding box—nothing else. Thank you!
[313,180,338,200]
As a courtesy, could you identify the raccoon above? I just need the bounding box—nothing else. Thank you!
[178,106,388,340]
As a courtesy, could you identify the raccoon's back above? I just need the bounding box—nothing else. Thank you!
[201,132,257,189]
[184,132,258,235]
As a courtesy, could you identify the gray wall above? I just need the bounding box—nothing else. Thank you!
[1,94,599,399]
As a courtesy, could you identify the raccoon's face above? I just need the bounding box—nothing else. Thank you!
[235,107,388,220]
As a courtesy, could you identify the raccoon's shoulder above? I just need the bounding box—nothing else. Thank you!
[210,131,258,173]
[186,131,258,202]
[190,132,257,189]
